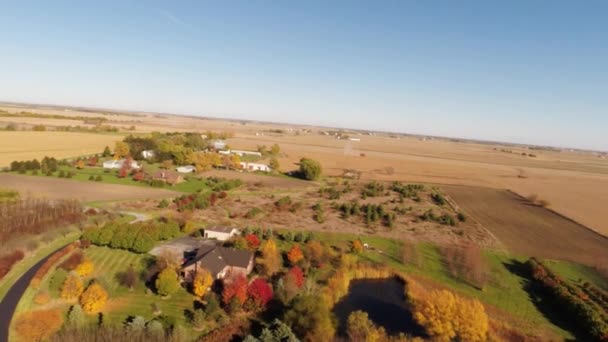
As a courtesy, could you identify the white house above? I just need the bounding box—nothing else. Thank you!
[218,150,231,156]
[349,138,361,142]
[231,150,262,157]
[141,150,155,159]
[213,140,226,150]
[102,159,140,169]
[240,162,271,172]
[176,165,196,173]
[203,226,240,241]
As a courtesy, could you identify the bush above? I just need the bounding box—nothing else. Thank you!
[58,251,85,271]
[156,268,180,297]
[95,175,103,182]
[298,158,322,180]
[431,192,447,206]
[58,170,66,178]
[88,175,95,181]
[158,199,169,208]
[457,212,467,222]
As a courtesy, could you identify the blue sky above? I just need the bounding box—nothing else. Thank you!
[0,1,606,150]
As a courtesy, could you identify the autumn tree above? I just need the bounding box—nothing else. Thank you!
[245,234,261,250]
[247,278,274,308]
[88,156,98,166]
[284,294,335,341]
[193,268,214,297]
[155,268,180,297]
[269,157,280,172]
[61,273,84,300]
[270,144,280,155]
[287,245,304,265]
[223,153,241,170]
[222,274,248,306]
[75,259,94,277]
[76,159,85,169]
[188,151,221,172]
[258,239,281,276]
[80,281,108,313]
[117,264,138,290]
[14,309,63,341]
[114,141,130,159]
[352,239,364,253]
[278,266,305,303]
[305,240,327,267]
[347,310,387,342]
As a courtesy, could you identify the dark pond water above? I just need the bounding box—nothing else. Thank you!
[332,277,424,337]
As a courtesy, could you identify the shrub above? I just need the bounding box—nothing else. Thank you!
[59,251,85,271]
[88,175,95,181]
[117,264,139,290]
[58,170,66,178]
[457,212,467,222]
[245,207,263,219]
[158,199,169,208]
[431,192,447,206]
[297,158,322,180]
[95,175,103,182]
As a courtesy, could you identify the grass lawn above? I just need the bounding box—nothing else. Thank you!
[0,230,80,301]
[544,259,608,290]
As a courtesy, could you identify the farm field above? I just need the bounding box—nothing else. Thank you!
[0,173,179,202]
[0,131,122,166]
[442,184,608,267]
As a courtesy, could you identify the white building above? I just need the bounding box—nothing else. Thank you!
[141,150,155,159]
[203,226,241,241]
[102,159,140,169]
[176,165,196,173]
[231,150,262,157]
[240,162,271,172]
[213,140,226,150]
[349,138,361,142]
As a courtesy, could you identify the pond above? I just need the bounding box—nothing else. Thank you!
[332,277,424,337]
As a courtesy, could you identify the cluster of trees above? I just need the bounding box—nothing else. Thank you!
[361,181,386,198]
[205,177,243,192]
[14,308,64,341]
[419,209,457,226]
[391,182,424,202]
[10,156,59,174]
[527,258,608,340]
[337,201,396,228]
[0,250,25,280]
[31,242,79,288]
[441,244,488,289]
[82,219,180,253]
[0,197,82,242]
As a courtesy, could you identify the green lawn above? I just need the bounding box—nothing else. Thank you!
[544,259,608,290]
[0,230,80,301]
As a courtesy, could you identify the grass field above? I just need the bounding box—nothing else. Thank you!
[0,131,122,167]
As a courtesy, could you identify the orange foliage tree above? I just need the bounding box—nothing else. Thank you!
[352,239,364,253]
[287,245,304,265]
[61,273,84,300]
[222,274,248,306]
[80,281,108,313]
[193,268,214,297]
[14,309,63,341]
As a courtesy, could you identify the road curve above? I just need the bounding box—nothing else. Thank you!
[0,243,70,342]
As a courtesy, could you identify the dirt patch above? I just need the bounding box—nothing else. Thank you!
[443,184,608,266]
[0,174,179,202]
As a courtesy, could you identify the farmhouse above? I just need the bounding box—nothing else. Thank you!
[181,245,254,281]
[212,140,226,150]
[240,161,271,172]
[152,169,184,185]
[203,226,240,241]
[102,159,140,169]
[231,149,262,157]
[176,165,196,173]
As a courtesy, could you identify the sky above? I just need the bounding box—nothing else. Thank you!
[0,1,606,151]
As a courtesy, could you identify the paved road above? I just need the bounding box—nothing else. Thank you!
[0,243,70,342]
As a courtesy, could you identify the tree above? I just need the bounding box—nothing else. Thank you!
[286,266,305,288]
[80,282,108,313]
[258,239,281,276]
[284,295,335,342]
[269,157,280,171]
[270,144,281,155]
[14,309,63,341]
[223,153,241,170]
[193,269,213,297]
[247,278,273,308]
[76,159,85,169]
[75,259,94,276]
[304,240,326,267]
[156,268,180,297]
[245,234,261,250]
[287,245,304,265]
[244,319,298,342]
[67,304,85,327]
[133,171,145,181]
[279,266,305,303]
[88,156,98,166]
[118,165,128,178]
[61,273,84,300]
[127,316,146,332]
[102,146,112,157]
[346,310,386,342]
[114,141,130,159]
[188,151,221,172]
[117,264,138,290]
[352,239,364,253]
[298,158,322,180]
[222,274,248,306]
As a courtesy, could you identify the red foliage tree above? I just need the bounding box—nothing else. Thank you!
[87,156,98,166]
[286,266,305,288]
[118,166,128,178]
[132,171,145,181]
[247,278,273,308]
[222,275,248,305]
[245,234,260,250]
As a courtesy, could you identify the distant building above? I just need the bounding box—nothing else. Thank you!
[141,150,155,159]
[181,245,254,282]
[176,165,196,173]
[213,140,226,150]
[152,170,184,185]
[203,226,240,241]
[349,138,361,141]
[231,150,262,157]
[102,159,140,169]
[239,162,271,172]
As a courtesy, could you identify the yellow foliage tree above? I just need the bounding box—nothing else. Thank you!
[193,269,214,297]
[347,310,387,342]
[222,154,241,170]
[352,239,364,253]
[75,259,94,277]
[80,282,108,313]
[14,309,63,341]
[413,289,488,342]
[188,151,221,172]
[61,273,84,300]
[258,239,281,276]
[113,141,130,159]
[76,159,85,169]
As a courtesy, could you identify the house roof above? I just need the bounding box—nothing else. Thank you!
[205,226,237,234]
[183,246,253,276]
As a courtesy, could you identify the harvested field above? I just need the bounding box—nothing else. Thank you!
[443,184,608,266]
[0,174,178,202]
[0,131,121,167]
